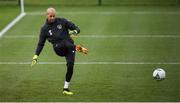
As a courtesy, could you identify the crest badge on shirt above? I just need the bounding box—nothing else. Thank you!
[57,24,62,30]
[48,30,53,35]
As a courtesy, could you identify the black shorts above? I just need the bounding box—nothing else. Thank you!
[53,39,75,57]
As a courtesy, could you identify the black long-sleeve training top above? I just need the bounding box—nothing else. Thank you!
[35,18,80,56]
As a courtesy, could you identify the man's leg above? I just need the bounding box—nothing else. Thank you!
[62,40,88,95]
[63,42,75,95]
[65,52,75,83]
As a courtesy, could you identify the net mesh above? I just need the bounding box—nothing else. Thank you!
[23,0,180,6]
[24,0,98,6]
[102,0,180,6]
[0,0,19,5]
[0,0,179,7]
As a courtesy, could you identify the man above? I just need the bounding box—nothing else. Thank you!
[31,7,88,95]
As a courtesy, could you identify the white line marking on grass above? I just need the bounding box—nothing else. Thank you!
[78,35,180,38]
[3,35,38,38]
[0,61,180,65]
[0,13,26,37]
[27,11,180,15]
[3,35,180,38]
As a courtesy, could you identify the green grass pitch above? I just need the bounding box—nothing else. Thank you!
[0,6,180,102]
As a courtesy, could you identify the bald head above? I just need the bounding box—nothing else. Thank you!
[46,7,56,15]
[46,7,56,23]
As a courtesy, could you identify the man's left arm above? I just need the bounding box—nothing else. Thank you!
[65,19,80,36]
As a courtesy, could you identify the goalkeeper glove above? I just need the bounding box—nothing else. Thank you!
[70,34,77,39]
[31,55,38,66]
[69,30,78,39]
[69,30,78,35]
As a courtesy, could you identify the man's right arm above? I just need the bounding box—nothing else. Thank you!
[31,27,46,66]
[35,27,46,56]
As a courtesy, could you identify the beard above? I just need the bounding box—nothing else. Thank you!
[48,19,55,23]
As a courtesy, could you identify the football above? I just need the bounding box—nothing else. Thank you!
[153,68,166,80]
